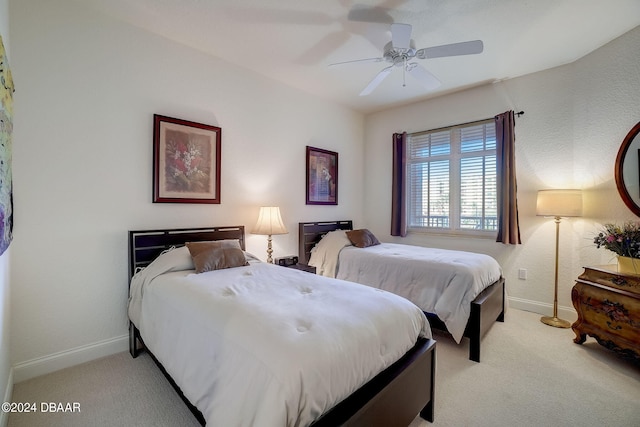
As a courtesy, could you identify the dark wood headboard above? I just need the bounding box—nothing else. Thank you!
[298,220,353,265]
[128,226,245,281]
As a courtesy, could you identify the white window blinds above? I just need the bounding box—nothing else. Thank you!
[407,120,497,235]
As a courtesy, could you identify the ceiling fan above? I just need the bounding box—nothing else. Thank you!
[330,23,484,96]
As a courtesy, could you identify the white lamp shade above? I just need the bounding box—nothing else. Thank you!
[252,206,288,235]
[536,189,583,217]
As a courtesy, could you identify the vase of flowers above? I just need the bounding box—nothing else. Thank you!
[593,222,640,274]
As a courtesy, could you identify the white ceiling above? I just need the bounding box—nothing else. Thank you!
[81,0,640,113]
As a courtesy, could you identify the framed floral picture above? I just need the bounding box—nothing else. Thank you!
[153,115,221,204]
[306,146,338,205]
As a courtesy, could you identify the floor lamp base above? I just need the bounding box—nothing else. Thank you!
[540,316,571,328]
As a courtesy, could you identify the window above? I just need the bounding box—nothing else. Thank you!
[407,120,497,236]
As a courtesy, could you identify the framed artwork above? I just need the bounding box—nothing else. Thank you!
[306,146,338,205]
[153,114,221,204]
[0,35,14,256]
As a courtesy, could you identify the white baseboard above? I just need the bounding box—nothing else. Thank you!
[0,368,12,427]
[12,334,128,384]
[508,296,577,323]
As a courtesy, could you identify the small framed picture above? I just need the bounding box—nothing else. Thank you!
[306,146,338,205]
[153,115,221,204]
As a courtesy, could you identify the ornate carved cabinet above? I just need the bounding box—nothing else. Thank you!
[571,265,640,360]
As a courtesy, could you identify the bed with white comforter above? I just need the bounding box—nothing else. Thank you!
[128,246,431,427]
[309,230,502,344]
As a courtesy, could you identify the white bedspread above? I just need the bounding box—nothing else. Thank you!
[129,252,430,426]
[336,244,501,343]
[307,229,352,277]
[309,232,501,343]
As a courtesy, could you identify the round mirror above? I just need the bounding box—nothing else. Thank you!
[615,121,640,216]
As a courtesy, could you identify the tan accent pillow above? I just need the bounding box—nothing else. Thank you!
[346,229,380,248]
[186,241,248,273]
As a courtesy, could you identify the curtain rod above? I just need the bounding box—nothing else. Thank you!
[445,110,525,128]
[409,110,525,136]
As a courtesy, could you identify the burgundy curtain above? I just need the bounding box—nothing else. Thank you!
[391,132,407,237]
[495,111,521,244]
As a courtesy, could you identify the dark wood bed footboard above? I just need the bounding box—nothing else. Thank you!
[311,338,436,426]
[130,321,435,427]
[467,277,505,362]
[298,220,506,363]
[427,277,505,362]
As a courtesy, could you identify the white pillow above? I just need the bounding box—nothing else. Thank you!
[158,245,195,272]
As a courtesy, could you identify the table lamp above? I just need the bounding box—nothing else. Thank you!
[252,206,288,263]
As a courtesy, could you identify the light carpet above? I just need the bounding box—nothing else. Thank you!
[8,309,640,427]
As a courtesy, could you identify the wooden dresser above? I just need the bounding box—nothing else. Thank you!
[571,265,640,360]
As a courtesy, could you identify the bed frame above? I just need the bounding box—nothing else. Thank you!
[128,226,436,426]
[299,220,505,363]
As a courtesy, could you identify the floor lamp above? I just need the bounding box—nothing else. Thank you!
[536,189,583,328]
[251,206,288,264]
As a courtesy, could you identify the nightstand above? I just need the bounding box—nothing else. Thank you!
[283,263,316,274]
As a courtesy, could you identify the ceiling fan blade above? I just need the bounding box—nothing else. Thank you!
[407,63,441,91]
[347,5,394,24]
[391,23,412,50]
[329,57,384,67]
[347,0,409,23]
[416,40,484,59]
[297,31,351,65]
[360,66,393,96]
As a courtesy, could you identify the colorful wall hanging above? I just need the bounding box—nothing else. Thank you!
[0,35,14,256]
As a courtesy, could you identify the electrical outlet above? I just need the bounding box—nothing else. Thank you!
[518,268,527,280]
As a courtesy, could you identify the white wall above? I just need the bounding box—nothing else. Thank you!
[0,0,12,423]
[9,0,364,380]
[364,25,640,318]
